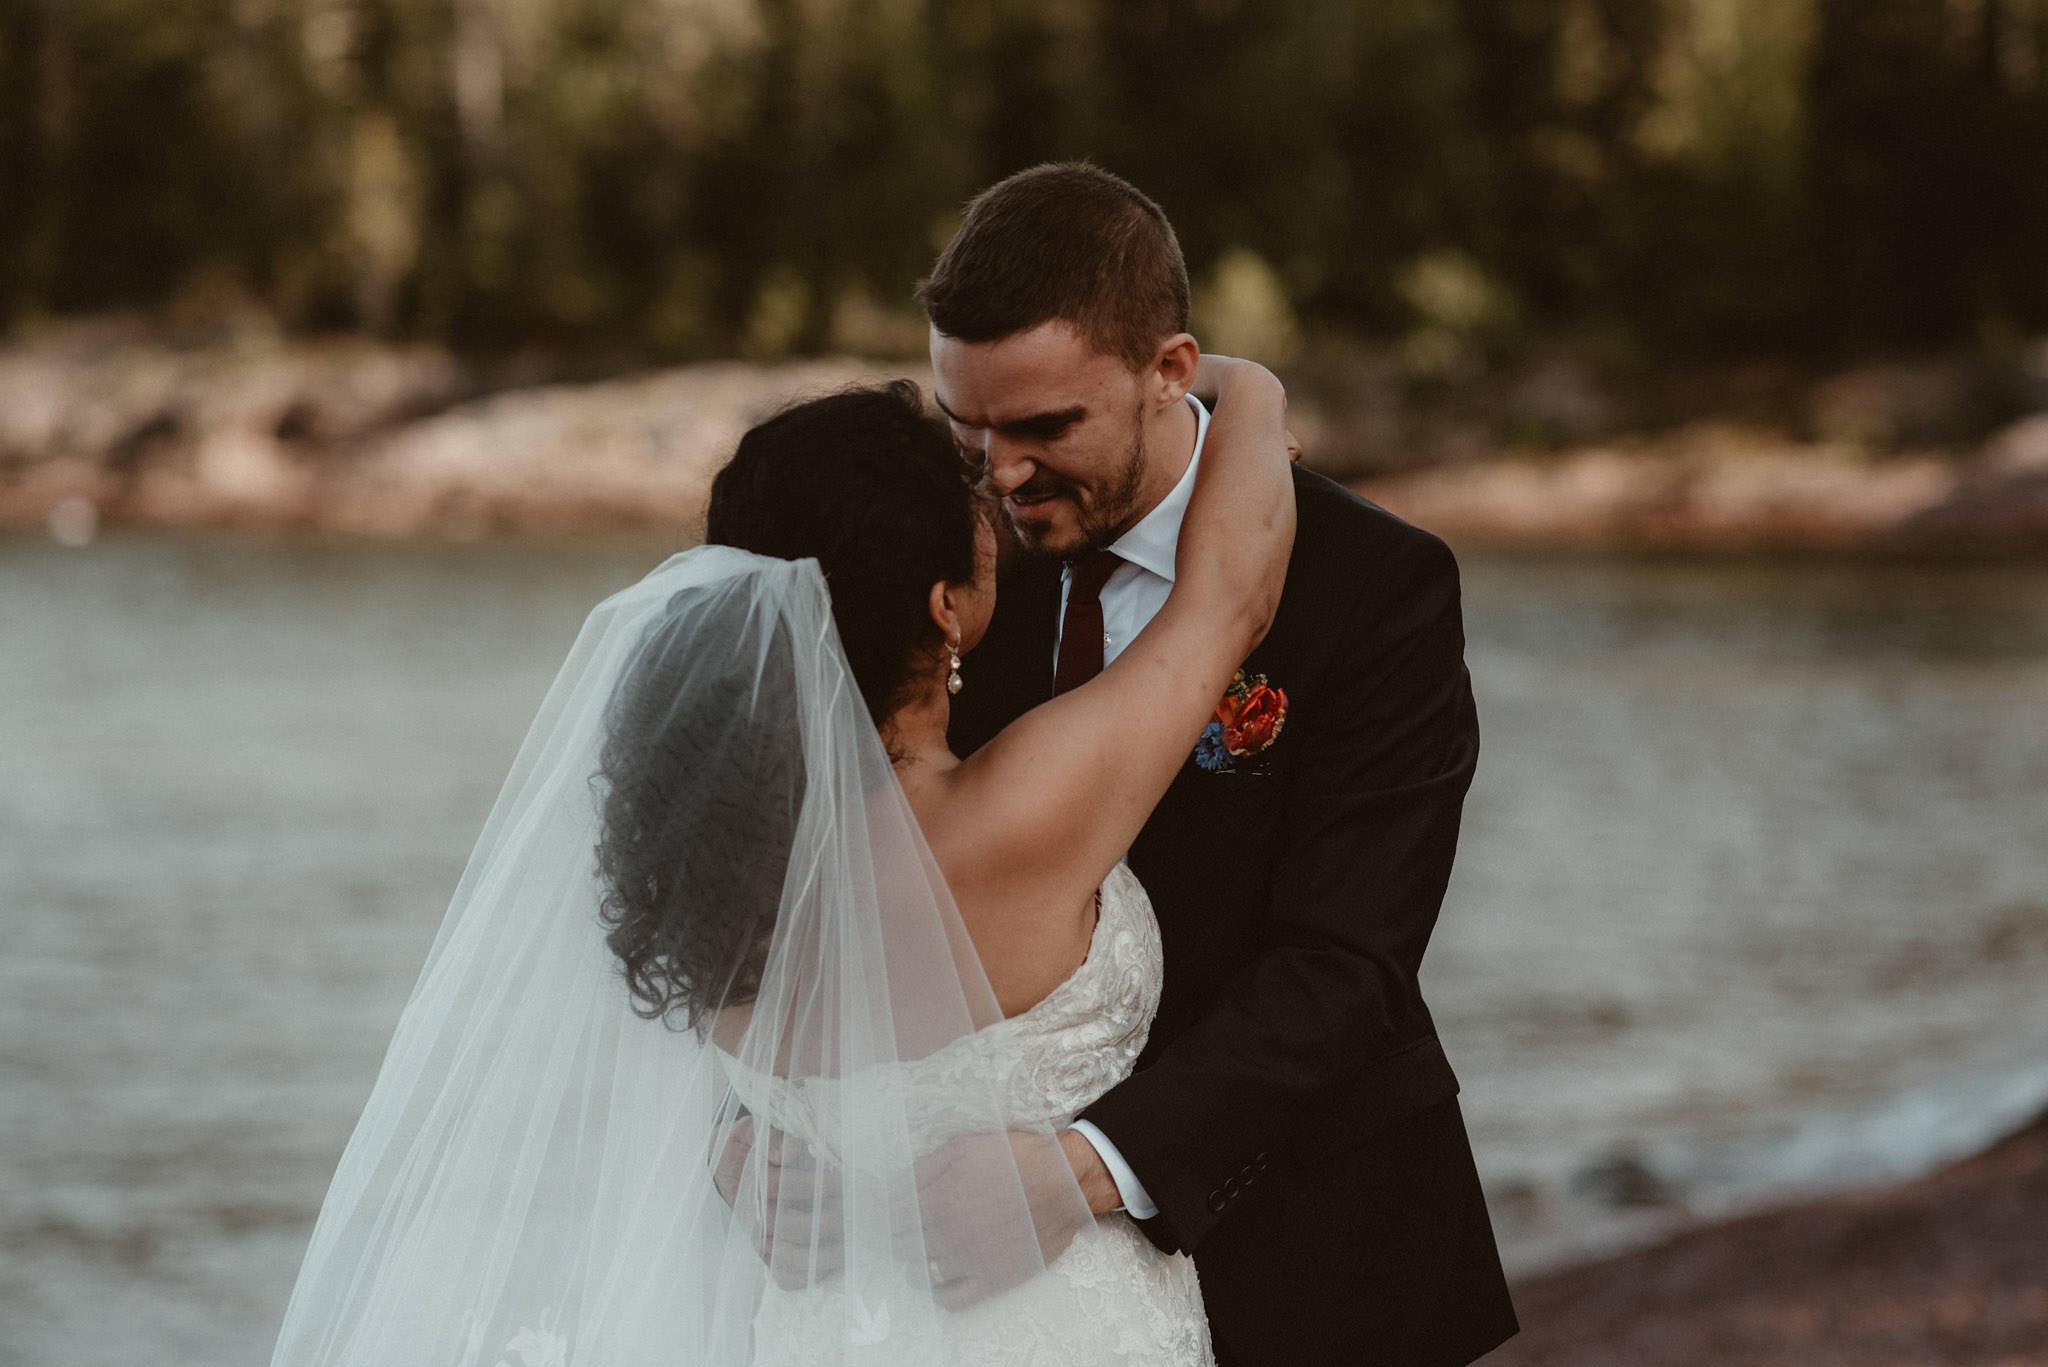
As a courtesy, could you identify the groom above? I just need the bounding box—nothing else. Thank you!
[935,164,1517,1366]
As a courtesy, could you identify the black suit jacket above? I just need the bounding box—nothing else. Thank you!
[950,468,1518,1367]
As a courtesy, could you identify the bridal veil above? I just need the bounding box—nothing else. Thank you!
[270,546,1089,1365]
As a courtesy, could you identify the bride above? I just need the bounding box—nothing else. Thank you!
[269,360,1293,1366]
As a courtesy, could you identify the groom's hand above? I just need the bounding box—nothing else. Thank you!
[713,1114,849,1289]
[910,1130,1098,1310]
[717,1124,1117,1304]
[1060,1127,1125,1215]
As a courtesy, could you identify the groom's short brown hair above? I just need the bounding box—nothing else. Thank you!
[918,162,1190,373]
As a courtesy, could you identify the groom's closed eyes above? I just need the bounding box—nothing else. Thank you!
[935,397,1087,444]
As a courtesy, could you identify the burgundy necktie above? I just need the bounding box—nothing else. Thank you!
[1054,551,1123,696]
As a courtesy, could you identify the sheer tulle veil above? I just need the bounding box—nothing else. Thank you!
[270,546,1088,1365]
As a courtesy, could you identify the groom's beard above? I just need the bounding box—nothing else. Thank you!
[1002,404,1148,561]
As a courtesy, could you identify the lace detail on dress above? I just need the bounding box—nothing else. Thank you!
[725,860,1165,1147]
[742,861,1214,1366]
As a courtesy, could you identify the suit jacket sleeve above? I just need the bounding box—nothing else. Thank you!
[1079,524,1479,1253]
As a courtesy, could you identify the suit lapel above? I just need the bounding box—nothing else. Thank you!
[994,557,1060,713]
[952,556,1061,754]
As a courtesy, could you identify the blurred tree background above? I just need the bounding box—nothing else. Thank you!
[1,0,2044,365]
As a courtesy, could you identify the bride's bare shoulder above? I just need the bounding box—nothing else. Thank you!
[897,759,1101,1018]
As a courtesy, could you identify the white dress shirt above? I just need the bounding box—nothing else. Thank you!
[1060,393,1211,1220]
[1054,393,1210,666]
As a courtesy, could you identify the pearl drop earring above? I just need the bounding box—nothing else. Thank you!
[946,641,964,696]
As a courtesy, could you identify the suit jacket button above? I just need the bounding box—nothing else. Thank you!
[1206,1190,1228,1214]
[1224,1177,1243,1198]
[1255,1153,1270,1173]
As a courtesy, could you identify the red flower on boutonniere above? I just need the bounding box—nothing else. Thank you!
[1195,670,1288,772]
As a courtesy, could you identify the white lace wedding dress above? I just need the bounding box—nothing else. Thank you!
[728,859,1213,1366]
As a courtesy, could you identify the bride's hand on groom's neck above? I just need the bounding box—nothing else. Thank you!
[1192,352,1304,462]
[1188,351,1238,408]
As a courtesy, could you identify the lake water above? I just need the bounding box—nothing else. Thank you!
[4,536,2046,1367]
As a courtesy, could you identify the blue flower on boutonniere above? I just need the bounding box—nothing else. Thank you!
[1195,670,1288,773]
[1194,721,1232,772]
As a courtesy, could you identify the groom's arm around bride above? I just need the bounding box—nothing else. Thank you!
[941,164,1518,1367]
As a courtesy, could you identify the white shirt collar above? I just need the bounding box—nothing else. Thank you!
[1105,393,1209,583]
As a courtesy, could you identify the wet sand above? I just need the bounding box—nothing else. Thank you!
[1490,1110,2048,1366]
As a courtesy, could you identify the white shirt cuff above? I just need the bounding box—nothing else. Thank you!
[1067,1119,1160,1220]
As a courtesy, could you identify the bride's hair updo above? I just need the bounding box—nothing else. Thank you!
[705,380,985,724]
[595,382,983,1026]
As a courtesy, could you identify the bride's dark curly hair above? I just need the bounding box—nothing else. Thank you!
[707,379,986,723]
[594,381,984,1026]
[594,585,804,1028]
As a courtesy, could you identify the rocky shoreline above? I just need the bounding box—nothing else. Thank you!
[0,322,903,541]
[5,325,2046,553]
[1489,1110,2048,1366]
[1356,423,2048,557]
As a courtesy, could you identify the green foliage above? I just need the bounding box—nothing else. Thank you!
[2,0,2044,358]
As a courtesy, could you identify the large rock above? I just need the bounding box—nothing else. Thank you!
[319,360,918,537]
[0,322,922,538]
[0,322,469,532]
[1355,423,2047,554]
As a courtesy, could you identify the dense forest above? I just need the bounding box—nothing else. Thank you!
[2,0,2045,362]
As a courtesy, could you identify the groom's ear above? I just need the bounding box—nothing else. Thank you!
[1151,334,1199,408]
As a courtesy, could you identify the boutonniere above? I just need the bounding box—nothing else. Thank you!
[1194,670,1288,773]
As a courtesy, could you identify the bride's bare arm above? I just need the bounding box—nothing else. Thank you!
[946,358,1296,911]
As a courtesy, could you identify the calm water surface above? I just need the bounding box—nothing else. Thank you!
[3,536,2046,1366]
